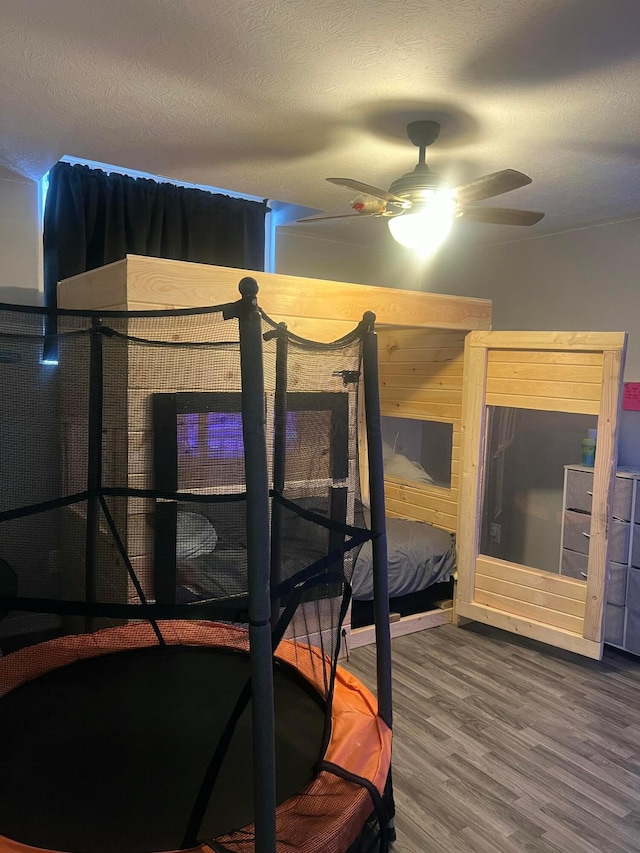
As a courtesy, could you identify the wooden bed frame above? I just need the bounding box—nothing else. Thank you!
[58,255,493,647]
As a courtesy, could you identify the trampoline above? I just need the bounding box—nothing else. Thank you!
[0,279,393,853]
[0,622,391,853]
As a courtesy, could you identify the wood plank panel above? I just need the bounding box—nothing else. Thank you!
[379,361,464,378]
[379,374,464,391]
[470,331,626,351]
[488,363,603,383]
[456,345,488,603]
[584,347,626,643]
[127,512,152,558]
[384,494,459,519]
[475,556,587,601]
[384,498,457,531]
[128,556,154,600]
[378,347,465,364]
[349,607,453,648]
[454,601,601,658]
[473,588,584,633]
[485,378,601,401]
[384,480,458,510]
[127,347,242,392]
[484,392,600,415]
[378,330,467,350]
[379,387,464,406]
[121,255,493,330]
[266,316,361,342]
[128,430,152,474]
[380,400,462,419]
[57,259,128,309]
[474,574,586,617]
[488,350,604,366]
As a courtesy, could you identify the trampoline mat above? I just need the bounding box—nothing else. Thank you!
[0,644,327,853]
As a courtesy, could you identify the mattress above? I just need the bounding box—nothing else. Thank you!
[175,506,455,604]
[350,515,456,601]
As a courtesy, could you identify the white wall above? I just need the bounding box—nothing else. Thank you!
[425,218,640,466]
[275,227,427,289]
[0,169,41,303]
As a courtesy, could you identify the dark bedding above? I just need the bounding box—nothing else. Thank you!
[175,503,456,604]
[350,515,455,601]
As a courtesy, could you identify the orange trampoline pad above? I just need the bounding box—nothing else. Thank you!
[0,621,391,853]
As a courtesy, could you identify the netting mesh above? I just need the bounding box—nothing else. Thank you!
[0,298,390,853]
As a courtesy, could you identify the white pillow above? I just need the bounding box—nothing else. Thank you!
[382,441,434,485]
[176,511,218,560]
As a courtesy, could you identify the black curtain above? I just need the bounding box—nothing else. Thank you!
[43,161,268,309]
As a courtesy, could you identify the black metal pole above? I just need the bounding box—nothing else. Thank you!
[361,311,393,729]
[84,317,104,634]
[269,323,288,627]
[237,277,277,853]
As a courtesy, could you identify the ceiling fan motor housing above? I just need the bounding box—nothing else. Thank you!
[388,165,448,201]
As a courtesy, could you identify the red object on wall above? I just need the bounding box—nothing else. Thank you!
[622,382,640,411]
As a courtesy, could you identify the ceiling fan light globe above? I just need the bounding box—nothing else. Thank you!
[387,191,456,258]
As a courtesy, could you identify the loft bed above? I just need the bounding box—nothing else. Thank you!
[57,254,493,647]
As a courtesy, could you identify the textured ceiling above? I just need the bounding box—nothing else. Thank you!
[2,0,640,247]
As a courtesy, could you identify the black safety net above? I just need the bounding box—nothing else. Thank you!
[0,294,392,853]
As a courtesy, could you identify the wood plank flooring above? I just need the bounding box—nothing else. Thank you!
[344,623,640,852]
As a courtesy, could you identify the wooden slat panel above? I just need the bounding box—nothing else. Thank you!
[475,574,586,617]
[485,392,600,415]
[380,387,464,406]
[57,259,128,309]
[470,331,626,351]
[379,347,465,364]
[379,361,464,378]
[584,347,626,643]
[475,556,587,601]
[378,330,467,349]
[127,512,152,559]
[350,607,452,648]
[455,601,600,658]
[384,484,459,517]
[380,401,462,419]
[129,556,154,600]
[128,430,152,474]
[121,255,493,330]
[127,348,242,392]
[384,497,457,531]
[486,378,601,401]
[488,363,603,383]
[268,316,361,342]
[380,374,463,392]
[488,350,604,366]
[455,344,488,604]
[473,588,584,633]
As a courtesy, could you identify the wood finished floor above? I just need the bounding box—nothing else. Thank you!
[345,623,640,853]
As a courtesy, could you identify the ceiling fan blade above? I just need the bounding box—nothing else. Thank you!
[455,169,532,205]
[296,212,381,223]
[326,177,408,205]
[458,206,545,226]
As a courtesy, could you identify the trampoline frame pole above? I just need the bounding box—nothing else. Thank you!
[237,277,277,853]
[84,316,104,633]
[269,323,288,626]
[361,312,393,729]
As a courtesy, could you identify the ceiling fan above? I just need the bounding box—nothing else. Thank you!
[298,121,545,257]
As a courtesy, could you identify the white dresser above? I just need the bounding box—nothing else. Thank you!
[560,464,640,653]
